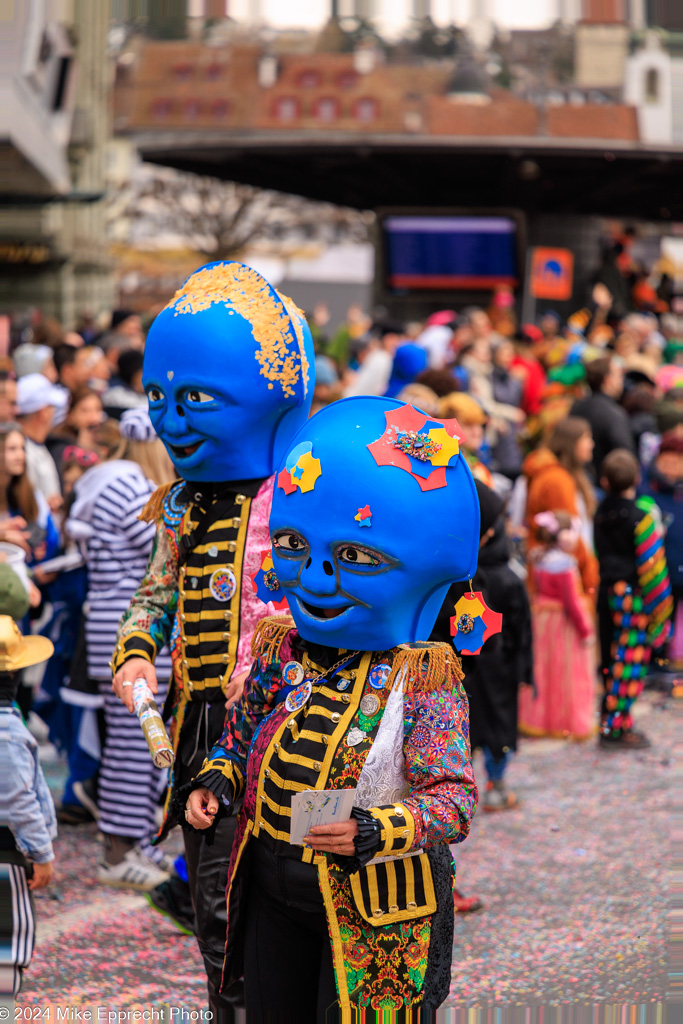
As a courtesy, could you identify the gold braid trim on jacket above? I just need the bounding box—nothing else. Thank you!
[386,641,463,694]
[251,615,296,662]
[138,482,176,523]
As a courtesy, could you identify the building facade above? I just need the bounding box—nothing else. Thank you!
[1,0,115,325]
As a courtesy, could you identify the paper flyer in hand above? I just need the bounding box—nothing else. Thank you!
[289,789,356,845]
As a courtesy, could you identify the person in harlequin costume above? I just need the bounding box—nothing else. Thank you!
[111,261,314,1016]
[182,396,480,1019]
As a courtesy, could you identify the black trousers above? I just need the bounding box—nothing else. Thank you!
[184,813,238,1018]
[243,841,338,1024]
[178,700,240,1019]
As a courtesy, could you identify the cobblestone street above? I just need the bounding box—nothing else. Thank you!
[16,691,673,1016]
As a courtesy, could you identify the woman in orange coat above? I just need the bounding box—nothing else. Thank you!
[523,417,599,600]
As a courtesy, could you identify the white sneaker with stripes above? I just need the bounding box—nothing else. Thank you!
[97,848,171,891]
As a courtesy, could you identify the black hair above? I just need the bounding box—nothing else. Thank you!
[0,670,19,702]
[117,348,144,387]
[600,448,639,494]
[53,343,77,375]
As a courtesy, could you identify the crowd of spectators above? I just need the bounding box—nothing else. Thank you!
[0,263,681,910]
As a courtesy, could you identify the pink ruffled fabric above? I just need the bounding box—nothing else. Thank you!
[519,594,597,741]
[235,476,286,677]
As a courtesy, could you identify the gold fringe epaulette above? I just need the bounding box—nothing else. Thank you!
[251,614,296,662]
[139,482,176,523]
[386,641,463,694]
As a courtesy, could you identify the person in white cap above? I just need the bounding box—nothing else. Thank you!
[16,374,68,512]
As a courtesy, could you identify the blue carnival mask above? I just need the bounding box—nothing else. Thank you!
[142,261,314,481]
[269,397,480,651]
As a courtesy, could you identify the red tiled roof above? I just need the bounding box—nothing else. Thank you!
[114,39,640,144]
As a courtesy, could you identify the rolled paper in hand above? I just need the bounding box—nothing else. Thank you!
[132,678,174,768]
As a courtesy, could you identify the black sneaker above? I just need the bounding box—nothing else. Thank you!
[145,876,196,935]
[56,802,95,825]
[599,730,651,751]
[73,777,99,821]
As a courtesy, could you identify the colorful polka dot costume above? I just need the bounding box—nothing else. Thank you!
[600,584,652,739]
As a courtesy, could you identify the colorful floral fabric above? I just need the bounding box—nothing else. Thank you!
[328,871,431,1010]
[402,686,476,850]
[200,632,477,854]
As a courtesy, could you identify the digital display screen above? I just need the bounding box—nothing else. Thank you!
[383,215,518,291]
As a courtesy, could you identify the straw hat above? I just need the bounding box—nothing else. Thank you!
[0,616,54,672]
[439,392,487,425]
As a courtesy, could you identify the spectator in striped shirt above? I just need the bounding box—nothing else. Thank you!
[66,408,176,887]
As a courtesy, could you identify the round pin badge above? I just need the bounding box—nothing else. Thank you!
[282,661,305,688]
[284,679,312,713]
[369,663,391,690]
[346,727,366,747]
[209,567,236,603]
[360,693,380,717]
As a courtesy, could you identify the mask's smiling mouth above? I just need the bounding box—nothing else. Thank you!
[299,599,351,620]
[168,440,204,458]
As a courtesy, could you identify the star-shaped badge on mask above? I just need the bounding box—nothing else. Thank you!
[354,505,372,527]
[450,592,503,655]
[277,441,322,495]
[367,404,461,491]
[251,549,288,610]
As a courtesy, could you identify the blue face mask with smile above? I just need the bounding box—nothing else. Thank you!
[142,261,314,482]
[269,396,480,652]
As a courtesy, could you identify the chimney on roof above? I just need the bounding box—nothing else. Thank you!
[205,0,228,17]
[353,39,379,75]
[581,0,626,22]
[259,53,278,88]
[445,55,491,104]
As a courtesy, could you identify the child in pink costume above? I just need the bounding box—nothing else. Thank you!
[519,510,597,740]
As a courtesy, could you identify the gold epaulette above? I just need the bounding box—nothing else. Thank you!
[138,481,178,523]
[386,641,464,694]
[251,614,296,662]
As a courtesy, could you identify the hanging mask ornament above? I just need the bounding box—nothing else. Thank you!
[450,587,502,655]
[251,549,288,610]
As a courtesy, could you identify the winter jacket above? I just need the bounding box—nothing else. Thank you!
[570,391,635,480]
[523,448,599,599]
[490,367,523,478]
[0,705,57,863]
[431,522,533,758]
[594,495,643,587]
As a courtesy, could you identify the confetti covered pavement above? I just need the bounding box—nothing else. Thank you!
[16,690,673,1015]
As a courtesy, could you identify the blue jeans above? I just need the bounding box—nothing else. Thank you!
[483,746,509,783]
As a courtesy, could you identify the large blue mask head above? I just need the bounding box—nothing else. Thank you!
[269,397,480,651]
[142,261,314,482]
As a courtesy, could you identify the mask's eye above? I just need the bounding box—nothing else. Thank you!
[147,387,164,403]
[186,390,215,404]
[337,545,383,567]
[273,530,308,554]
